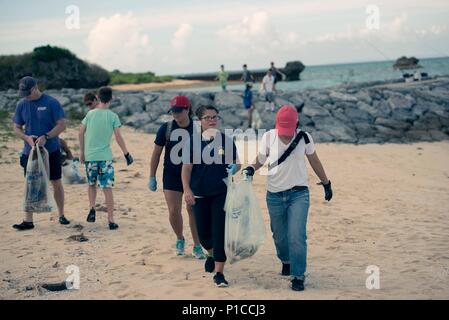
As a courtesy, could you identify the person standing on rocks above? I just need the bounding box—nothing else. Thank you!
[148,96,206,259]
[262,69,277,111]
[216,65,229,92]
[243,83,254,129]
[270,61,284,84]
[242,105,333,292]
[12,76,71,230]
[241,64,255,85]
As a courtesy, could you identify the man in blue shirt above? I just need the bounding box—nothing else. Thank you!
[12,76,70,230]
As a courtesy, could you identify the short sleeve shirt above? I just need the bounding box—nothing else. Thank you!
[258,129,315,192]
[13,93,65,155]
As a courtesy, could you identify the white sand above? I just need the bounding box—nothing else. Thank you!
[1,126,448,299]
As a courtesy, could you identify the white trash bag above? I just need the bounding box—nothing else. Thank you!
[224,173,265,264]
[62,158,86,184]
[23,146,55,213]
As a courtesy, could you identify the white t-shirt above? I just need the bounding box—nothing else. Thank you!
[258,129,316,193]
[262,75,275,92]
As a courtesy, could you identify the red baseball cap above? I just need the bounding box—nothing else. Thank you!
[169,96,191,113]
[276,105,298,136]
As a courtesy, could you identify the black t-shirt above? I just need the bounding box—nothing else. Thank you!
[155,120,194,175]
[188,132,238,197]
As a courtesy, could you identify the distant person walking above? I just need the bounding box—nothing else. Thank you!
[148,96,206,259]
[241,64,255,84]
[243,105,333,292]
[12,76,70,231]
[243,83,254,129]
[216,65,229,92]
[79,87,134,230]
[270,61,284,84]
[262,69,277,111]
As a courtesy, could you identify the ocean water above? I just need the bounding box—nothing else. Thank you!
[170,57,449,93]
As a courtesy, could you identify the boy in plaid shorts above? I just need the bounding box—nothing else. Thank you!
[79,87,134,230]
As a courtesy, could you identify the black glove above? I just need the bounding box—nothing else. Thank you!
[242,166,255,177]
[125,153,134,166]
[319,180,332,201]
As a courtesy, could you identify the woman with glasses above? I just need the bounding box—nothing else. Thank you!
[182,105,241,287]
[148,96,206,259]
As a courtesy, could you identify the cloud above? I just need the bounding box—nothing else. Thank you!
[216,11,282,54]
[86,12,152,72]
[171,24,193,50]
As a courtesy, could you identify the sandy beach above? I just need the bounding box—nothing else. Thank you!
[111,79,242,91]
[0,125,449,300]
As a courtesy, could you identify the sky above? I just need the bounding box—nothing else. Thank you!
[1,0,449,75]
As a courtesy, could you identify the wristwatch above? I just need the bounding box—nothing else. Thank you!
[44,133,50,140]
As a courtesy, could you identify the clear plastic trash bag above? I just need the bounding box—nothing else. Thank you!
[62,158,86,184]
[23,146,55,213]
[224,173,265,264]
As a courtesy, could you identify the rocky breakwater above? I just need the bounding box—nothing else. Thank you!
[1,77,448,144]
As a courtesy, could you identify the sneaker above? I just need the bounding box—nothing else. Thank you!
[58,216,70,225]
[213,272,229,288]
[176,238,185,256]
[12,221,34,231]
[205,256,215,273]
[86,208,96,223]
[291,277,305,291]
[281,263,290,276]
[193,245,206,259]
[109,222,119,230]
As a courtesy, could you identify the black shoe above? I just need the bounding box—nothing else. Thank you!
[281,263,290,276]
[12,221,34,231]
[205,256,215,273]
[86,208,96,223]
[291,277,305,291]
[59,216,70,225]
[213,272,229,288]
[109,222,119,230]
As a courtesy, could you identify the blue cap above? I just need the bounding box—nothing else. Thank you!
[19,76,37,97]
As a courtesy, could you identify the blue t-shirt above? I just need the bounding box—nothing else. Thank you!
[155,120,195,176]
[188,132,238,197]
[13,93,65,156]
[243,88,253,108]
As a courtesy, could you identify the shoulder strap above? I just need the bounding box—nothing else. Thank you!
[165,121,173,145]
[268,131,310,170]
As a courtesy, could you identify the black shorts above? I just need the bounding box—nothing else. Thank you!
[163,169,183,193]
[20,150,62,181]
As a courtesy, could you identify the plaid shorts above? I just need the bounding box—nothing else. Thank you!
[85,161,115,189]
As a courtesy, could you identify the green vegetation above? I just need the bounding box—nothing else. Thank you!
[109,70,173,85]
[0,45,110,90]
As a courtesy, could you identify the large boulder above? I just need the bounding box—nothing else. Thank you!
[393,56,422,70]
[302,102,331,118]
[281,61,305,81]
[119,95,145,114]
[125,112,152,127]
[215,92,242,111]
[387,93,415,110]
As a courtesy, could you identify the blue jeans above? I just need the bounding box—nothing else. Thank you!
[266,188,309,278]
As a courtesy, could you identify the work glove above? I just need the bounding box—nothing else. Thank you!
[226,164,239,175]
[148,176,157,192]
[317,180,333,201]
[242,166,255,177]
[125,153,134,166]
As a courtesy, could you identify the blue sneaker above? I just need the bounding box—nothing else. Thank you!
[176,238,185,256]
[193,245,206,259]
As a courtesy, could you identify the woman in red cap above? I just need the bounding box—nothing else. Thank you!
[243,105,333,292]
[148,96,206,259]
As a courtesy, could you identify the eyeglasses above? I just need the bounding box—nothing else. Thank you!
[201,116,221,121]
[85,101,94,107]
